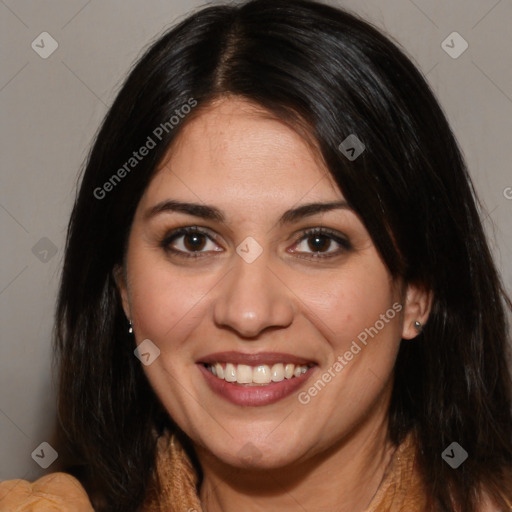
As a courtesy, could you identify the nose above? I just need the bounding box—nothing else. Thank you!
[213,252,294,338]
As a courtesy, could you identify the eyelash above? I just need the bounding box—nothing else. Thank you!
[160,226,352,261]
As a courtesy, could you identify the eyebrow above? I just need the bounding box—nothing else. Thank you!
[143,199,352,225]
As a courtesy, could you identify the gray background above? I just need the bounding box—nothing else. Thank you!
[1,0,511,481]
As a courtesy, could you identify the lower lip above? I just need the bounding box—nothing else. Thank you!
[197,364,316,407]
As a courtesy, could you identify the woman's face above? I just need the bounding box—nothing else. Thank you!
[116,97,428,469]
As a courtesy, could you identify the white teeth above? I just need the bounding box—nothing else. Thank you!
[253,365,271,384]
[225,363,237,382]
[206,362,311,385]
[294,366,307,377]
[236,364,253,384]
[215,363,224,379]
[271,364,285,382]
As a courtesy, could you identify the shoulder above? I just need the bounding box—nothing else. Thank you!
[0,472,94,512]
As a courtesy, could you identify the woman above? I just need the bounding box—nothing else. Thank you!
[1,0,511,510]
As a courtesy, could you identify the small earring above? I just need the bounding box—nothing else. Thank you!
[128,321,133,334]
[413,320,422,332]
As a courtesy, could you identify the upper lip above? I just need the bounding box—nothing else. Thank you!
[197,351,316,366]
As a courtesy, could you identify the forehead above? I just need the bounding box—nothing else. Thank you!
[139,97,343,211]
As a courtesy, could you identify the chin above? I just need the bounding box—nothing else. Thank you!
[203,438,307,471]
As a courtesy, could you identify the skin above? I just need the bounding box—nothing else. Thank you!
[115,96,431,512]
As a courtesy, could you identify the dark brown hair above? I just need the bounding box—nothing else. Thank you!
[55,1,512,510]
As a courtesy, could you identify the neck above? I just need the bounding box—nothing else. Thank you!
[196,391,395,512]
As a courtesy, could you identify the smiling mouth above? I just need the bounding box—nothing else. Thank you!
[202,362,315,386]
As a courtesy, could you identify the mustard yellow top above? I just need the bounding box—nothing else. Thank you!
[0,431,508,511]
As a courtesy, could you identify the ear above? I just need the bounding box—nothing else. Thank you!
[113,263,131,321]
[401,283,432,340]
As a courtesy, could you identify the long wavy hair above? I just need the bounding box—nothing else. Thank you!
[54,0,512,510]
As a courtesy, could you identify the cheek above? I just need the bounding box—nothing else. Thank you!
[293,262,401,431]
[127,249,215,347]
[295,256,398,351]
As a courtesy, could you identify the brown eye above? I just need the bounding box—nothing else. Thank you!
[291,228,352,259]
[306,234,332,253]
[183,232,207,251]
[160,226,223,258]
